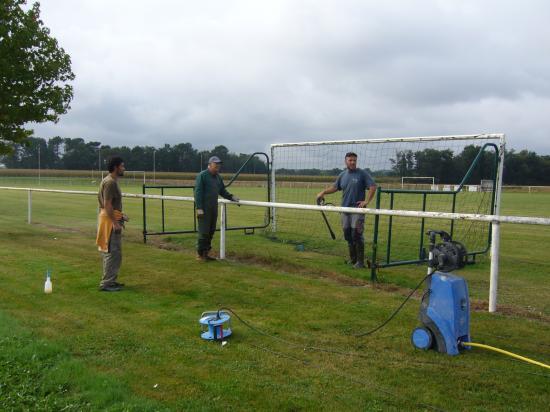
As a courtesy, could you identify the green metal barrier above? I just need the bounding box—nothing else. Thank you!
[370,143,500,281]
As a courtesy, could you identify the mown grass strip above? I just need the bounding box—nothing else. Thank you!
[0,311,166,412]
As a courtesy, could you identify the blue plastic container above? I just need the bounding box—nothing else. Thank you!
[199,311,232,340]
[412,272,471,355]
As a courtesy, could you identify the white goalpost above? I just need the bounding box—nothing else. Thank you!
[270,133,505,209]
[127,170,146,184]
[100,170,146,184]
[270,133,505,232]
[401,176,435,189]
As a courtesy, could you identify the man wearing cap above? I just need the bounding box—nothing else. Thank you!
[316,152,377,269]
[194,156,240,261]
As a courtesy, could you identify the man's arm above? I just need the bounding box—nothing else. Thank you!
[218,178,236,201]
[357,185,377,208]
[194,173,204,216]
[317,173,341,202]
[316,185,338,202]
[357,170,376,207]
[104,197,122,231]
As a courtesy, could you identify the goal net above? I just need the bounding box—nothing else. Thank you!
[97,170,146,185]
[269,134,505,271]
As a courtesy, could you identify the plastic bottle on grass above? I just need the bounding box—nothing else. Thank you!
[44,269,52,294]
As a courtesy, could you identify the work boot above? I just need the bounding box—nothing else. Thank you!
[99,285,122,292]
[204,255,217,261]
[203,250,217,261]
[196,252,207,262]
[347,243,357,265]
[353,242,366,269]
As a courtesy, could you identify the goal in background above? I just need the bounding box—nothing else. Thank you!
[98,170,146,185]
[401,176,435,189]
[269,134,505,274]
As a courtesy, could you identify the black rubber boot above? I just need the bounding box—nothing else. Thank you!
[354,242,366,269]
[347,243,357,265]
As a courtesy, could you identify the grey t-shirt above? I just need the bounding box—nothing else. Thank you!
[334,168,376,207]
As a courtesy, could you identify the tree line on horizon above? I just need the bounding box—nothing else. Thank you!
[0,137,268,174]
[1,137,550,185]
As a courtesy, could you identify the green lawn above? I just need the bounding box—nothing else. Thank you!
[0,178,549,411]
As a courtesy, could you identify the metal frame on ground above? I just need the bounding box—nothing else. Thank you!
[141,152,271,243]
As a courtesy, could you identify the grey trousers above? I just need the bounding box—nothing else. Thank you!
[341,213,365,244]
[100,230,122,287]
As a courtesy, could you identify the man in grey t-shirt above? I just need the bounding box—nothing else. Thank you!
[316,152,377,268]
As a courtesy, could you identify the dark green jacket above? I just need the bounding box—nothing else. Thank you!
[194,170,233,211]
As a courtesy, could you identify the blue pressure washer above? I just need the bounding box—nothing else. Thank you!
[355,229,549,367]
[411,230,471,355]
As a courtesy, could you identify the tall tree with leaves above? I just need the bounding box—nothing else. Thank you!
[390,150,415,176]
[0,0,75,154]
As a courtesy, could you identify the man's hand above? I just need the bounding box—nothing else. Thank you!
[316,191,325,203]
[316,185,338,204]
[356,200,369,208]
[113,221,123,231]
[197,209,204,218]
[231,196,240,202]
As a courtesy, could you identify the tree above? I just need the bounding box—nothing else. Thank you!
[62,138,99,170]
[390,150,415,176]
[47,136,64,168]
[414,148,454,183]
[0,0,75,154]
[172,142,198,171]
[210,145,229,161]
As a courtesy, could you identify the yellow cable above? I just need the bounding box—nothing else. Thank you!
[461,342,550,370]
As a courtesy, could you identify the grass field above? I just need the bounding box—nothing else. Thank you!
[0,177,549,411]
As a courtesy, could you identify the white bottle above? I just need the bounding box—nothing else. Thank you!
[44,270,53,294]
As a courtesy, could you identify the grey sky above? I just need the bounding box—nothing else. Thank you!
[32,0,550,154]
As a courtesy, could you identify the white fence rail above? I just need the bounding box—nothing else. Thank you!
[2,186,550,313]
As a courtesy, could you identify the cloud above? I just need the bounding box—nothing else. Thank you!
[31,0,550,154]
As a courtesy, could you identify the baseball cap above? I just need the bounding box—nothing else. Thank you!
[208,156,223,164]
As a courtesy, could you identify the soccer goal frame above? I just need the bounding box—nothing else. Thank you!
[270,134,506,280]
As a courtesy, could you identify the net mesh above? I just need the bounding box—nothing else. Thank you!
[270,135,502,266]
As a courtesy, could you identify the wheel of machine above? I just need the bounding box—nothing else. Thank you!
[411,327,433,350]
